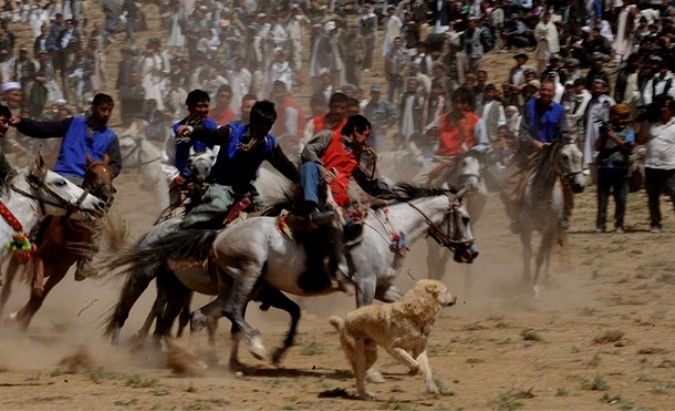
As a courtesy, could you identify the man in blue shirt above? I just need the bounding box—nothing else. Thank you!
[11,93,121,280]
[161,89,218,207]
[175,100,299,229]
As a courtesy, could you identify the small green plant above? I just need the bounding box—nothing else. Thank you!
[49,368,65,377]
[466,358,484,364]
[580,375,609,391]
[125,374,159,388]
[593,330,624,344]
[185,383,197,393]
[463,322,486,331]
[86,367,120,384]
[385,398,415,411]
[299,340,325,356]
[152,388,170,396]
[636,347,668,355]
[586,354,601,368]
[520,329,542,342]
[554,387,569,397]
[488,388,534,411]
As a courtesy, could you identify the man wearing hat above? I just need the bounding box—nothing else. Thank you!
[358,3,377,71]
[583,79,616,177]
[540,54,567,85]
[363,83,398,150]
[642,55,675,105]
[564,58,582,83]
[11,93,121,280]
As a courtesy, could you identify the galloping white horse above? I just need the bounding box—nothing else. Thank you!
[517,134,585,296]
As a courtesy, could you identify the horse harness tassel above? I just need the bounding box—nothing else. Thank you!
[0,200,37,261]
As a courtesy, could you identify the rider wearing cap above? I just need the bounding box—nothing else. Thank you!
[10,93,121,280]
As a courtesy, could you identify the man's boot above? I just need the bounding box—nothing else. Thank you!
[74,220,103,281]
[305,201,334,226]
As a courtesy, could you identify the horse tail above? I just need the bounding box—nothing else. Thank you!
[328,316,344,333]
[101,230,217,339]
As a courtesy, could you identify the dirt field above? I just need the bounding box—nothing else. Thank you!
[0,3,674,410]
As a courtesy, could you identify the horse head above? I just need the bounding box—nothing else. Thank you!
[186,148,216,183]
[450,150,483,192]
[84,154,116,207]
[26,154,106,219]
[557,132,586,194]
[426,187,479,264]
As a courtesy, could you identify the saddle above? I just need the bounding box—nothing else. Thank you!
[275,201,369,247]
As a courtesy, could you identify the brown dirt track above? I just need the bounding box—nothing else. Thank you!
[0,3,674,410]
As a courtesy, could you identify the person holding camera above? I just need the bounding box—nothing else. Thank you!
[636,95,675,234]
[594,104,634,233]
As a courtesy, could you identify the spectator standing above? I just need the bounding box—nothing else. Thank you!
[594,104,634,233]
[636,95,675,233]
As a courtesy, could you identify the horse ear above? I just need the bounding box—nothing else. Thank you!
[86,153,94,166]
[102,153,110,165]
[36,152,45,170]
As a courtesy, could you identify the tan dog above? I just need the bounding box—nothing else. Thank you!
[329,279,456,399]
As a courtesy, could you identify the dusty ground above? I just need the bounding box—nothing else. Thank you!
[0,3,674,410]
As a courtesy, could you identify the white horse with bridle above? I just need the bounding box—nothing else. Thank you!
[0,155,106,290]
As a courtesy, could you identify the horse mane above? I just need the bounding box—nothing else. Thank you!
[379,183,455,203]
[531,138,562,191]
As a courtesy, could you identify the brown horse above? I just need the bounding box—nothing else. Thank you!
[0,156,116,330]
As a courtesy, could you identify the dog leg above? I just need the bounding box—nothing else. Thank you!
[354,338,375,400]
[386,347,420,375]
[416,351,439,394]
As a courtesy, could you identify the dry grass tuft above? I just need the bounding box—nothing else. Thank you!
[593,330,624,344]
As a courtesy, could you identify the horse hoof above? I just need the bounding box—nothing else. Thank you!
[248,337,267,361]
[229,359,245,372]
[366,369,385,383]
[32,287,44,299]
[271,347,286,365]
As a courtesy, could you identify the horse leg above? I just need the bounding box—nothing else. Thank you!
[220,264,267,361]
[533,232,556,298]
[107,264,158,345]
[15,263,68,330]
[151,269,191,343]
[426,237,447,281]
[31,257,45,299]
[176,292,194,338]
[190,296,226,367]
[137,279,167,340]
[354,276,377,308]
[520,229,533,286]
[374,284,403,303]
[254,286,301,366]
[0,258,21,321]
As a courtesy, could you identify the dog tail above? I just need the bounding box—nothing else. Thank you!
[328,316,344,332]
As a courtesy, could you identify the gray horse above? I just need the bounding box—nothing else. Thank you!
[104,185,477,371]
[516,135,585,296]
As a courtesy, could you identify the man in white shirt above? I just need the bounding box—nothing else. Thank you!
[636,95,675,233]
[481,83,506,144]
[583,79,615,177]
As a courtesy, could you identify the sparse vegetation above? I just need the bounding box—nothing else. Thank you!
[488,388,534,411]
[299,340,325,356]
[593,330,624,344]
[125,374,159,388]
[520,329,542,342]
[554,387,570,397]
[586,354,602,368]
[463,321,487,331]
[580,375,610,391]
[466,358,484,364]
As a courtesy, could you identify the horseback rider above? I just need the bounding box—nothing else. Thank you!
[175,100,299,229]
[9,93,121,280]
[300,114,399,292]
[504,79,571,230]
[161,89,218,208]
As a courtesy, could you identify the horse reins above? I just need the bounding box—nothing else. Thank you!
[405,189,470,249]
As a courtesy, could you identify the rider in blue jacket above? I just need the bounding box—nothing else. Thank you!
[11,93,120,280]
[175,100,299,229]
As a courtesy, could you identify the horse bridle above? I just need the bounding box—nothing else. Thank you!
[405,188,471,250]
[11,172,92,216]
[83,162,116,207]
